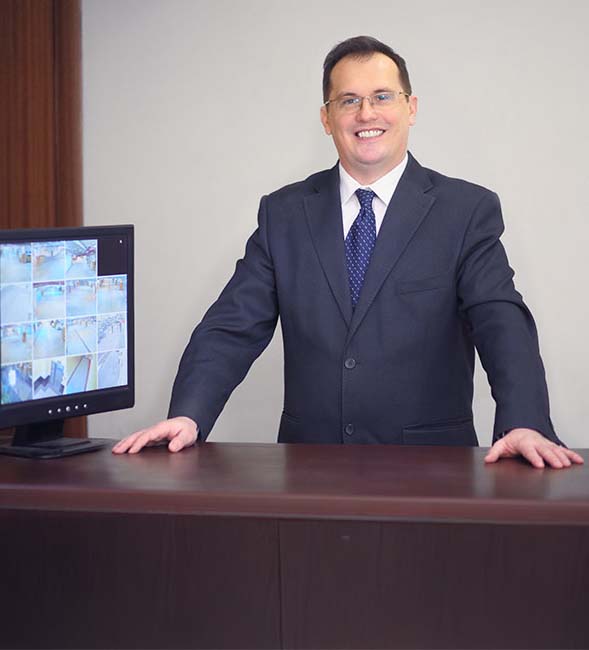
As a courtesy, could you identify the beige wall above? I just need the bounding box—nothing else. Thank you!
[83,0,589,446]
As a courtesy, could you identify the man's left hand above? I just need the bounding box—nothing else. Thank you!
[484,428,584,469]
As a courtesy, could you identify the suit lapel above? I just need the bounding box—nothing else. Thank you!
[304,165,353,327]
[347,154,436,342]
[303,155,436,335]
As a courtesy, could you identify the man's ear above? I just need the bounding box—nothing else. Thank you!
[408,95,418,126]
[320,105,332,135]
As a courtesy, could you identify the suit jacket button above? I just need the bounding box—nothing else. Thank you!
[345,423,354,435]
[344,358,356,369]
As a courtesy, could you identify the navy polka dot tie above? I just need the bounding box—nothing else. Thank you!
[345,189,377,308]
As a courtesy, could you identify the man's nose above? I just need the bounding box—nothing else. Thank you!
[357,96,378,120]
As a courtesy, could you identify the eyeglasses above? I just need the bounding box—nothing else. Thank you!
[324,91,410,113]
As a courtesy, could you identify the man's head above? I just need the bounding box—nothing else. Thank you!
[322,36,412,102]
[320,36,417,184]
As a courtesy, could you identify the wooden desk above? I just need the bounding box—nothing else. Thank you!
[1,443,588,649]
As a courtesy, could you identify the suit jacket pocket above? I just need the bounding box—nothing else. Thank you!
[397,270,453,295]
[402,417,478,446]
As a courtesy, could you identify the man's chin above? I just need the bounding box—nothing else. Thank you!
[350,155,395,176]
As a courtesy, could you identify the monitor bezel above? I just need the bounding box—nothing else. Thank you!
[0,224,135,429]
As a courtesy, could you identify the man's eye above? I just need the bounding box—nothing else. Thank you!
[375,93,393,102]
[341,97,360,106]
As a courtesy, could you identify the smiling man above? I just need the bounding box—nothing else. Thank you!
[114,36,582,470]
[320,50,416,185]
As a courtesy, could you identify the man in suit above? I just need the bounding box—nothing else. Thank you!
[114,36,582,469]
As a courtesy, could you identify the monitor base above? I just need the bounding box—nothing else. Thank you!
[0,437,106,459]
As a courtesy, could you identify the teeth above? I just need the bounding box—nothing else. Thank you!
[357,130,384,138]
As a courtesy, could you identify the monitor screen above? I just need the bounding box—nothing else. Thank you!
[0,225,134,435]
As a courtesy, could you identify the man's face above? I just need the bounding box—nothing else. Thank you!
[320,53,417,184]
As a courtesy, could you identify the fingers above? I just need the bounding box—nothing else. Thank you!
[532,445,560,469]
[485,429,584,470]
[537,445,584,469]
[564,448,585,465]
[527,442,584,469]
[168,424,196,453]
[551,446,572,468]
[127,422,169,454]
[112,417,198,455]
[484,439,506,463]
[111,429,146,454]
[112,425,164,454]
[517,443,546,469]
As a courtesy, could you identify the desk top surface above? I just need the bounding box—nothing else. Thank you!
[1,442,588,524]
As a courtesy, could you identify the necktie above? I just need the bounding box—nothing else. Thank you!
[345,188,377,308]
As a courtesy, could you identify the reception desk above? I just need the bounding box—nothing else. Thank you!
[1,442,588,649]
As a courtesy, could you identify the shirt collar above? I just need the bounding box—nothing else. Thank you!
[339,154,409,207]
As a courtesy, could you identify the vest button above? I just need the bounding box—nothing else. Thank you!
[345,423,354,435]
[344,358,356,369]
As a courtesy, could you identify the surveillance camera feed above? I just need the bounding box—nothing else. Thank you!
[0,238,128,405]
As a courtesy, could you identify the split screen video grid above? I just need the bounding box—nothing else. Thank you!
[0,240,128,404]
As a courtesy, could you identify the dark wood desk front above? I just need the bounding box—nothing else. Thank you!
[1,443,588,649]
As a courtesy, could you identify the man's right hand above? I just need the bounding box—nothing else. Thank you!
[112,416,198,454]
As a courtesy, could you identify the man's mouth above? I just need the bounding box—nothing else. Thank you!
[356,129,385,139]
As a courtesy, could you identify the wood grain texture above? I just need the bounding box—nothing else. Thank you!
[0,0,56,230]
[0,0,86,437]
[0,510,281,649]
[53,0,83,229]
[1,443,588,649]
[280,519,589,649]
[1,443,589,524]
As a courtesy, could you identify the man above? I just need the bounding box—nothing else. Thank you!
[114,36,582,470]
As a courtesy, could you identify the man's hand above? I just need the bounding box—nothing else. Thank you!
[112,416,198,454]
[484,427,584,469]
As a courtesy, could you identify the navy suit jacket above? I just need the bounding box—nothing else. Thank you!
[169,153,559,446]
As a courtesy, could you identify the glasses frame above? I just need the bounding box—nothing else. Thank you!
[324,91,411,112]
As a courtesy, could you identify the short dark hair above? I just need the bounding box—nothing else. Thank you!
[322,35,412,102]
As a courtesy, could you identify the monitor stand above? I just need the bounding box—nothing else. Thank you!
[0,419,106,459]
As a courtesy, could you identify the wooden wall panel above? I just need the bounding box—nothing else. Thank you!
[54,0,83,228]
[1,0,56,230]
[0,0,86,437]
[1,510,282,649]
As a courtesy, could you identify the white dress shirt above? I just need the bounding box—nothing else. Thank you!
[339,154,408,239]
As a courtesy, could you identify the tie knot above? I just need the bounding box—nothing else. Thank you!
[356,188,375,209]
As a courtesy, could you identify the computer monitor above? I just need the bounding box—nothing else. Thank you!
[0,225,134,458]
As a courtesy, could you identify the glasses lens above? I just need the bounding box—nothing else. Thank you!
[373,93,395,106]
[338,97,361,112]
[335,93,399,112]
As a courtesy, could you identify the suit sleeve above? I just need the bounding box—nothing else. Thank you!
[167,196,278,440]
[456,191,561,444]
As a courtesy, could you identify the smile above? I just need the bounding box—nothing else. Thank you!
[356,129,385,139]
